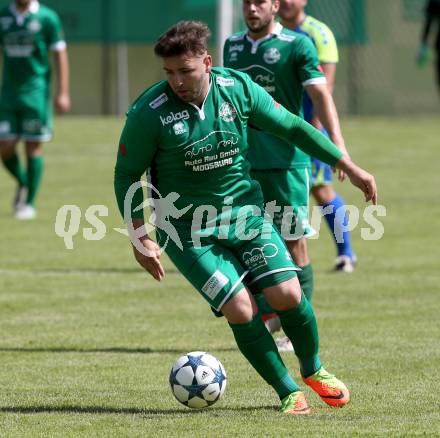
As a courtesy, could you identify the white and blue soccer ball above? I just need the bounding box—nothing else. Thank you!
[169,351,227,409]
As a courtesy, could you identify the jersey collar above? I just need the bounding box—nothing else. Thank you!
[10,1,39,25]
[187,75,212,121]
[246,22,283,54]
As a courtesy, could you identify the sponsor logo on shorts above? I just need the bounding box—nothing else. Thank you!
[202,270,229,300]
[242,243,279,270]
[0,121,11,134]
[23,119,42,134]
[160,110,190,126]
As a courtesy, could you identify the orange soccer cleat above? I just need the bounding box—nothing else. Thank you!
[280,391,311,415]
[302,367,350,408]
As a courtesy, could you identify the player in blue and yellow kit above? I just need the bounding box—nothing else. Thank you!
[279,0,356,272]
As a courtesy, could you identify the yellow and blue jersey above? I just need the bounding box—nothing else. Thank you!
[294,15,338,64]
[294,15,338,123]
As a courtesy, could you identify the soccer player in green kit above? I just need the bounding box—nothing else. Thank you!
[114,21,377,414]
[0,0,70,220]
[224,0,350,349]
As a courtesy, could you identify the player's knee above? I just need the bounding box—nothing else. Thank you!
[263,277,301,312]
[25,142,43,157]
[221,288,256,324]
[312,185,335,205]
[0,141,17,158]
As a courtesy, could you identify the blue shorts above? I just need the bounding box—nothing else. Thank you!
[311,127,333,187]
[311,158,333,186]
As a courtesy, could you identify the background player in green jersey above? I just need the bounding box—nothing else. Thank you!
[418,0,440,93]
[279,0,357,273]
[0,0,70,220]
[114,21,377,414]
[224,0,350,349]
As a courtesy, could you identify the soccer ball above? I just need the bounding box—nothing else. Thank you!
[169,351,227,408]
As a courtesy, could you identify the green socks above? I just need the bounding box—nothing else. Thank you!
[229,313,299,399]
[297,263,314,303]
[26,155,44,206]
[2,153,27,187]
[277,293,321,377]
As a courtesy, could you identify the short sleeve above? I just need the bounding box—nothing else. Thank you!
[45,10,66,51]
[313,22,339,64]
[293,36,326,87]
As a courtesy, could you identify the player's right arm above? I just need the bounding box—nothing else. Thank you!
[245,76,377,204]
[114,110,165,281]
[46,9,70,113]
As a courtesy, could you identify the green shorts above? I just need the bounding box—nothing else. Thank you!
[250,168,315,240]
[0,89,52,142]
[157,214,299,311]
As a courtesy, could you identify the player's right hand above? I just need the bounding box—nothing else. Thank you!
[55,93,71,113]
[132,239,165,281]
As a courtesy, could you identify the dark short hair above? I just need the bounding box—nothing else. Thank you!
[154,21,211,58]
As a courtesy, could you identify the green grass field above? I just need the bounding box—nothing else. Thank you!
[0,116,439,437]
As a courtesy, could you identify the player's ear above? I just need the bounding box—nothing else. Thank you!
[204,54,213,73]
[272,0,280,14]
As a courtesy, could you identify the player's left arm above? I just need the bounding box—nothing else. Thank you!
[305,83,348,159]
[53,49,70,113]
[321,63,336,94]
[299,31,348,177]
[246,78,377,203]
[47,11,70,113]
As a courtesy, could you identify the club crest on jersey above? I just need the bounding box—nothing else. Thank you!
[263,48,280,64]
[219,103,237,122]
[173,121,187,135]
[27,20,41,32]
[160,110,189,126]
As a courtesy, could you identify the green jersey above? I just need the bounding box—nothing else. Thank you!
[0,1,65,96]
[223,23,325,170]
[114,68,342,222]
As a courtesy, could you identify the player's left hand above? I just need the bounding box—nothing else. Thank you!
[337,156,377,204]
[55,93,71,114]
[347,167,377,204]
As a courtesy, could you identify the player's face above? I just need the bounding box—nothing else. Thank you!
[243,0,279,35]
[162,52,212,106]
[278,0,308,20]
[15,0,31,8]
